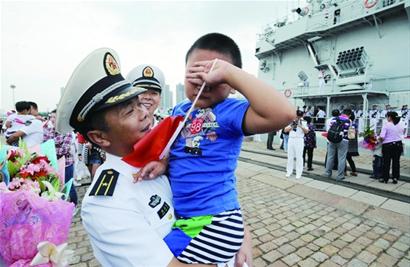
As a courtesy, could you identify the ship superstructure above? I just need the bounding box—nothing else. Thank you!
[256,0,410,120]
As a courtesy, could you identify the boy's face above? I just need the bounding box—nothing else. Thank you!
[100,97,151,155]
[138,89,161,117]
[185,49,234,108]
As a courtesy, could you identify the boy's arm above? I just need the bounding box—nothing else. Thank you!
[187,59,295,134]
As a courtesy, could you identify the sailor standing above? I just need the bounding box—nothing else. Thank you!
[380,104,392,126]
[355,107,364,133]
[399,104,409,137]
[369,105,380,131]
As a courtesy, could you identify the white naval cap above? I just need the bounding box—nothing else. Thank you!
[126,64,165,93]
[56,48,146,134]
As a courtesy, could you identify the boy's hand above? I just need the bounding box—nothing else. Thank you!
[133,160,167,183]
[185,59,232,87]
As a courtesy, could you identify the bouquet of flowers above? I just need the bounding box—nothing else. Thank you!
[0,140,74,267]
[359,126,378,150]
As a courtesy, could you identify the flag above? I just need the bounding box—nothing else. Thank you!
[122,116,184,167]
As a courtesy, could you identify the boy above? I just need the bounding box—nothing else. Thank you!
[139,33,295,264]
[371,142,383,179]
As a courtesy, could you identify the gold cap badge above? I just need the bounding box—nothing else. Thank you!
[142,66,154,78]
[104,53,120,76]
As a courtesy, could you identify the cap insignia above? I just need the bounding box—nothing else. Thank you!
[104,53,121,76]
[142,66,154,78]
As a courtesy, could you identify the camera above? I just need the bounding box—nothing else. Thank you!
[292,120,298,131]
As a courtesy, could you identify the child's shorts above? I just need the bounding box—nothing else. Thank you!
[164,209,244,264]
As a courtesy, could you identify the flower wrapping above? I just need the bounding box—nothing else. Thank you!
[359,126,378,150]
[0,140,74,266]
[0,190,74,266]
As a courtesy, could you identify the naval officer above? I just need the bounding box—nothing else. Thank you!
[126,64,165,127]
[56,48,251,267]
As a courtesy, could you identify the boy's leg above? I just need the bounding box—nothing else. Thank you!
[375,156,383,179]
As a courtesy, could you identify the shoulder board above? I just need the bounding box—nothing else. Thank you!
[89,169,119,197]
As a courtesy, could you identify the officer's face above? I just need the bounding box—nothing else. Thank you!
[138,89,161,117]
[184,49,233,109]
[103,97,150,155]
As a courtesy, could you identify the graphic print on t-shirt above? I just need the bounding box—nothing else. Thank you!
[181,108,219,155]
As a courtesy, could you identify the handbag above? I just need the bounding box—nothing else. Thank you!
[348,126,356,140]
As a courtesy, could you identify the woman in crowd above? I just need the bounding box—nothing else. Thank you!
[379,111,404,184]
[303,116,316,171]
[346,113,359,176]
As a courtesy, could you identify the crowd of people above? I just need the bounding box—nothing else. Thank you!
[266,105,406,184]
[293,104,409,135]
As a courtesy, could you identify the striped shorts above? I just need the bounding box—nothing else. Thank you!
[164,209,244,264]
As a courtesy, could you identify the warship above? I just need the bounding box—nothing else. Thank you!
[255,0,410,131]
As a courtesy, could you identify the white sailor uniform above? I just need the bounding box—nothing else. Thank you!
[81,153,175,267]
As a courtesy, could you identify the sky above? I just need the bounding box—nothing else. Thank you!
[1,0,305,112]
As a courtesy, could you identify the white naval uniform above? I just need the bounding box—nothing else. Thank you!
[81,153,175,267]
[369,109,380,131]
[286,120,307,178]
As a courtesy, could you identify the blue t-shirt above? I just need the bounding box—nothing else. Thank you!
[169,98,250,217]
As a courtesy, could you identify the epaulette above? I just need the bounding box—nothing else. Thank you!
[89,169,119,197]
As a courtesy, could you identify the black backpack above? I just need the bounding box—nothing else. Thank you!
[327,118,344,143]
